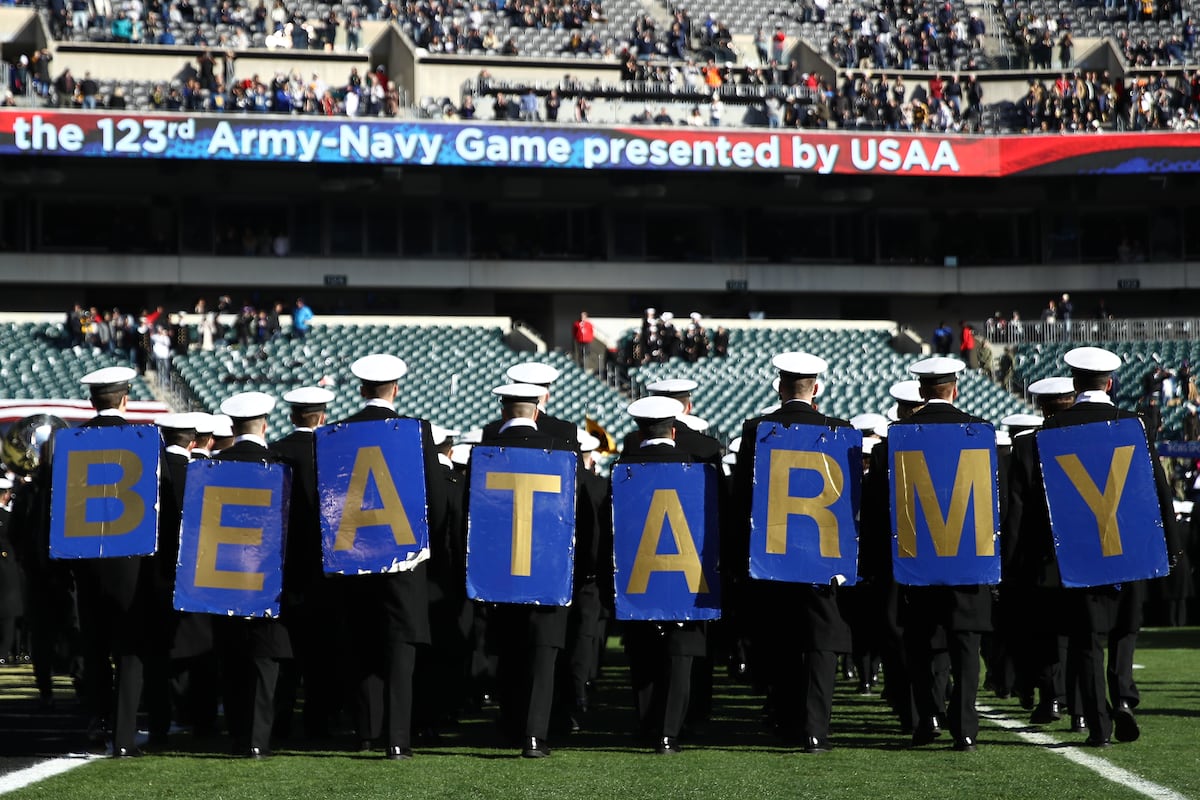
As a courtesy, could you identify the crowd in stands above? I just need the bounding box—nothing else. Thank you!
[33,0,367,51]
[622,308,729,366]
[824,1,989,73]
[34,59,400,115]
[63,295,313,379]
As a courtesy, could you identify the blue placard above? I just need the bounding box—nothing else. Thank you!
[749,423,862,585]
[1038,419,1170,587]
[49,425,161,559]
[316,419,431,575]
[889,422,1000,586]
[611,462,721,621]
[174,460,291,618]
[466,446,577,606]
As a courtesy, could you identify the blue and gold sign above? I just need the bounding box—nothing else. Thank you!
[174,460,290,618]
[466,446,576,606]
[889,423,1000,586]
[49,425,160,559]
[749,423,862,585]
[1038,419,1170,587]
[316,419,430,575]
[611,462,721,621]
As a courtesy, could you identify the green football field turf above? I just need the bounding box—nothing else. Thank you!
[2,628,1197,800]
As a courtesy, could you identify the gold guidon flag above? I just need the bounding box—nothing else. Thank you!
[585,415,617,454]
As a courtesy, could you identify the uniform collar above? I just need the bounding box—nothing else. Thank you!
[233,433,268,447]
[924,398,953,405]
[97,408,125,418]
[1075,390,1113,406]
[366,398,394,410]
[641,438,676,447]
[165,444,191,457]
[191,448,210,458]
[292,427,314,433]
[499,417,538,433]
[437,453,454,469]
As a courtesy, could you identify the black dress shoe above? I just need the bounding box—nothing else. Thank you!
[1083,735,1112,748]
[1113,702,1140,743]
[655,737,683,755]
[386,746,414,761]
[1070,715,1087,733]
[953,737,977,752]
[245,746,270,759]
[803,737,832,754]
[911,720,941,747]
[112,746,143,759]
[1030,699,1063,725]
[521,737,551,758]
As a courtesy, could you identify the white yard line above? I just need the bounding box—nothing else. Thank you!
[0,755,96,796]
[980,706,1191,800]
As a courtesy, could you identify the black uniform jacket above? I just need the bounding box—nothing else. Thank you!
[1006,400,1182,633]
[483,412,579,451]
[475,421,592,649]
[621,421,722,465]
[888,401,996,633]
[732,400,852,653]
[269,429,323,602]
[612,442,708,656]
[331,403,446,645]
[212,438,293,659]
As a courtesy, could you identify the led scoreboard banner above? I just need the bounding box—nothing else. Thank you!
[4,110,1200,176]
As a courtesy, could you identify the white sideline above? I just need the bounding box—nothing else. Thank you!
[980,706,1190,800]
[0,756,95,796]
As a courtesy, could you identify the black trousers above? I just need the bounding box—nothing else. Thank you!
[222,654,281,751]
[1068,630,1111,741]
[1106,629,1140,708]
[908,628,981,740]
[354,639,417,749]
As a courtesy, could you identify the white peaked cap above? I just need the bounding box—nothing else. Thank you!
[220,391,275,419]
[505,362,560,385]
[430,424,460,446]
[1029,377,1076,396]
[492,383,548,402]
[772,351,828,376]
[211,414,234,438]
[577,429,601,452]
[910,356,966,383]
[1064,346,1121,374]
[282,386,335,407]
[1001,413,1044,429]
[889,380,924,404]
[850,412,888,431]
[450,443,473,466]
[351,354,408,383]
[646,378,698,395]
[81,366,137,387]
[628,396,685,422]
[155,413,198,431]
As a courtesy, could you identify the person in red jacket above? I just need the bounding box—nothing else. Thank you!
[572,311,595,369]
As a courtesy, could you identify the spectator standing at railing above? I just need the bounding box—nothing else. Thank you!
[345,8,362,51]
[959,321,977,368]
[79,72,98,109]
